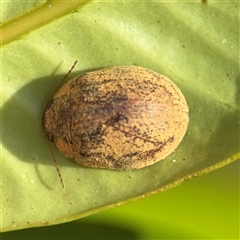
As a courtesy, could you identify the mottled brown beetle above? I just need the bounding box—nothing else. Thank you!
[42,65,188,175]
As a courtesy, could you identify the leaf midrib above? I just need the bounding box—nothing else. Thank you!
[1,1,90,47]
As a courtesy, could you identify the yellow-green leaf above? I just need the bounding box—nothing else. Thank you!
[1,0,239,232]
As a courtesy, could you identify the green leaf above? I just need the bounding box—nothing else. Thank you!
[1,0,239,232]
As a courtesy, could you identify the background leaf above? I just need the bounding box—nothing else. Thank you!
[1,0,239,233]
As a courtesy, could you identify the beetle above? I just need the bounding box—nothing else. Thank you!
[42,64,188,175]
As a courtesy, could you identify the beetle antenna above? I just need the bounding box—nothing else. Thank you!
[45,135,65,189]
[43,60,77,189]
[53,60,78,96]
